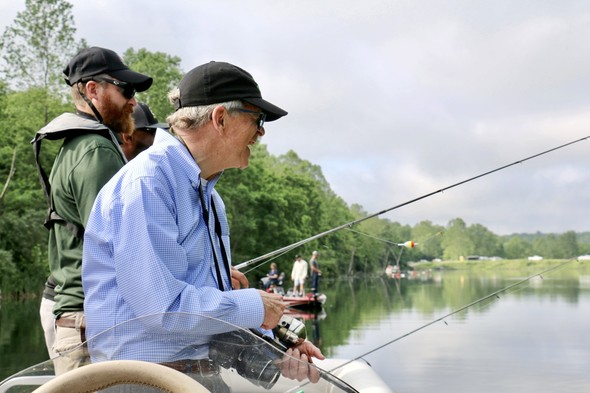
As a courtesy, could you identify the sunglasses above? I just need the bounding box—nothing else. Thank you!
[235,108,266,131]
[93,77,136,100]
[136,127,157,135]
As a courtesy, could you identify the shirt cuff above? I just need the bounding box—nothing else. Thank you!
[226,288,265,328]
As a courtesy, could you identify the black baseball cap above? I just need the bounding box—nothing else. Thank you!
[174,61,287,121]
[63,47,153,92]
[133,102,169,130]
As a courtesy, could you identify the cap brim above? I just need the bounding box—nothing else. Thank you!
[147,123,170,130]
[110,69,153,92]
[243,98,288,122]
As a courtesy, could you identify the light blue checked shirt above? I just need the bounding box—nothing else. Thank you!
[82,129,264,362]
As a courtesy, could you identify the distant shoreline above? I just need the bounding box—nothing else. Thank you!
[412,258,590,273]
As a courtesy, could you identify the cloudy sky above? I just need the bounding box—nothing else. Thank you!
[2,0,590,235]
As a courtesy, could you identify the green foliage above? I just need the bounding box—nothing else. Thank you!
[468,223,503,257]
[0,208,48,295]
[530,231,579,259]
[575,232,590,244]
[0,249,17,289]
[555,231,579,258]
[0,87,70,297]
[123,48,183,121]
[352,216,412,272]
[503,236,532,259]
[0,89,71,211]
[442,218,474,260]
[411,220,444,260]
[0,0,82,98]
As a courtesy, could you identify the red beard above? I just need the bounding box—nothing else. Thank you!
[101,94,135,136]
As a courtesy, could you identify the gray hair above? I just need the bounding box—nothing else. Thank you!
[166,87,244,129]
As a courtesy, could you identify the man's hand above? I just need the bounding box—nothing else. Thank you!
[293,340,325,361]
[279,341,325,383]
[258,290,285,329]
[230,267,249,289]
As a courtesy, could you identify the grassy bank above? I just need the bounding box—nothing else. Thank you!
[412,258,590,274]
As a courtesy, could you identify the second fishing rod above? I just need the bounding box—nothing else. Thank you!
[236,134,589,272]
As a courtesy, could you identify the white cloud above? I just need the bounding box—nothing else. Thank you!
[2,0,590,234]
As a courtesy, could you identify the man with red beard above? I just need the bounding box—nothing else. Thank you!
[32,46,152,374]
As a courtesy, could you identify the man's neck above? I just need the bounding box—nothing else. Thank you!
[172,126,221,179]
[76,109,98,121]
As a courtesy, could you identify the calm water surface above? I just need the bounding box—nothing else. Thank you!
[320,266,590,392]
[1,264,589,392]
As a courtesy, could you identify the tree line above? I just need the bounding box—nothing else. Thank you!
[0,0,587,297]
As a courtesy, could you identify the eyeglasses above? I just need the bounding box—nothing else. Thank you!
[235,108,266,131]
[93,77,136,100]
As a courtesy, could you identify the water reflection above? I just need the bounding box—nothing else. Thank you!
[0,299,48,381]
[2,264,589,392]
[314,264,590,392]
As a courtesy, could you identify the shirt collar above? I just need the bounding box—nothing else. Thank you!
[153,129,222,191]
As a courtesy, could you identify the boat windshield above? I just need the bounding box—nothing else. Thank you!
[0,312,359,393]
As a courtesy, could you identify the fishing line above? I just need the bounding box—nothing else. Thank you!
[244,230,403,275]
[346,228,410,273]
[320,258,577,376]
[242,248,290,275]
[346,228,443,248]
[344,229,394,245]
[345,228,402,246]
[235,135,589,272]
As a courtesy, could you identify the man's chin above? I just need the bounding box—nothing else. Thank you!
[239,149,251,169]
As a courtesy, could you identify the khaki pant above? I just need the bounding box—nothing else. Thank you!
[39,297,58,359]
[52,311,89,375]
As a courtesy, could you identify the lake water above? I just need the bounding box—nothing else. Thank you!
[1,263,589,392]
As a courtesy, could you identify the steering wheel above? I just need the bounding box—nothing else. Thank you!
[33,360,211,393]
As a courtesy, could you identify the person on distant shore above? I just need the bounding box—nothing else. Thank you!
[310,250,322,295]
[33,46,152,373]
[291,254,308,296]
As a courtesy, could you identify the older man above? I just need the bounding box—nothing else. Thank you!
[82,62,323,389]
[32,46,152,374]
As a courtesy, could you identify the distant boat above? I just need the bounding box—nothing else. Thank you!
[260,276,327,310]
[283,291,327,311]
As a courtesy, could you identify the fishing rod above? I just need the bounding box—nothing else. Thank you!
[235,135,589,271]
[296,257,577,389]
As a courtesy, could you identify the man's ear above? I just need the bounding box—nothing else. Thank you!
[121,132,133,143]
[84,80,100,100]
[210,105,227,132]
